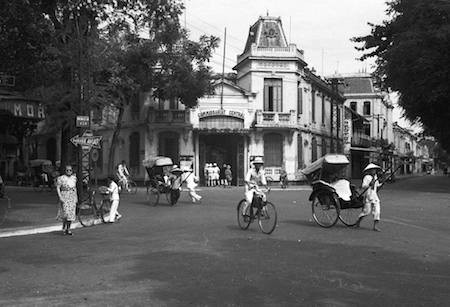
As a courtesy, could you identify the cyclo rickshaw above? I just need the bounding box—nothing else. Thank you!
[143,156,185,206]
[302,154,366,228]
[302,154,401,228]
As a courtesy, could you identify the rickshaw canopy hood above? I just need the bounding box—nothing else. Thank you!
[301,154,349,176]
[142,156,173,168]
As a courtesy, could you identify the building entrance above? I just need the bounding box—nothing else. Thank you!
[199,134,245,186]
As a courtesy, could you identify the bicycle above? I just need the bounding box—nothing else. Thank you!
[237,188,277,234]
[76,187,111,226]
[118,177,137,194]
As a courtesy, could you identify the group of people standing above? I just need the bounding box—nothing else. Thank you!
[204,163,232,187]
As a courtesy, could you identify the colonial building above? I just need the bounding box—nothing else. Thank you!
[329,73,395,177]
[33,15,346,185]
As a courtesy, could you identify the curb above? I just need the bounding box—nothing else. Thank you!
[0,218,105,238]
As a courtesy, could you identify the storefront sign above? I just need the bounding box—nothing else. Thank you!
[198,109,244,120]
[70,130,102,150]
[343,119,352,153]
[76,115,90,127]
[3,101,46,119]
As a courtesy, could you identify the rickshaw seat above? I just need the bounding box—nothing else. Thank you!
[330,179,352,201]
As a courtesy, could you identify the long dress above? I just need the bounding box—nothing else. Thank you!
[56,175,78,222]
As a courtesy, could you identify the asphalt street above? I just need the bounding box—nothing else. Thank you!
[1,175,449,306]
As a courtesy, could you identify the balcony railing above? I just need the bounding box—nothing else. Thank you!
[237,44,304,64]
[351,130,371,147]
[149,109,190,124]
[254,110,297,128]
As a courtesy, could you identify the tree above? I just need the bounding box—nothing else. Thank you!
[352,0,450,151]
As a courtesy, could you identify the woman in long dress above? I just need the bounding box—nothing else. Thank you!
[56,165,77,235]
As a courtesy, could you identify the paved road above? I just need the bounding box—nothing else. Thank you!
[1,176,449,306]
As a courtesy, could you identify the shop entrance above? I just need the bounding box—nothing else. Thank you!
[199,134,245,186]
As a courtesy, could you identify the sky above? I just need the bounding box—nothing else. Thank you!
[183,0,417,130]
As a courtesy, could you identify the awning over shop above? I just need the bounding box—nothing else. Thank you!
[350,146,380,153]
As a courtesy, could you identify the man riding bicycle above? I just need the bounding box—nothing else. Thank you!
[116,160,130,192]
[243,156,269,215]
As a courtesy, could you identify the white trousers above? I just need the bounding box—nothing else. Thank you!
[359,199,380,221]
[109,199,120,222]
[189,189,202,202]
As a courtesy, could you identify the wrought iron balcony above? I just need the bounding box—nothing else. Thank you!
[148,109,190,124]
[254,110,297,128]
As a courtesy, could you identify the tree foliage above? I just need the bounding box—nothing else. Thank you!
[352,0,450,151]
[0,0,218,168]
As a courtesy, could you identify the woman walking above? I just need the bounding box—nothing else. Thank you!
[56,165,77,235]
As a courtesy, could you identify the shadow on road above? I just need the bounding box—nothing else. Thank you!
[122,238,450,306]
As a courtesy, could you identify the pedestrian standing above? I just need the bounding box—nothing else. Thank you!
[56,165,77,235]
[220,164,226,187]
[185,170,202,203]
[107,176,122,223]
[225,165,232,187]
[354,163,383,232]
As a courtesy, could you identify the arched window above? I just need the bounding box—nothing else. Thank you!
[350,101,357,112]
[129,132,140,169]
[363,101,371,115]
[311,137,318,162]
[158,131,179,164]
[264,133,283,167]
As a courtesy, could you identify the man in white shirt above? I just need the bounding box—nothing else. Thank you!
[107,176,122,223]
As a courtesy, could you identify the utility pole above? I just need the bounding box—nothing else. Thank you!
[220,27,227,110]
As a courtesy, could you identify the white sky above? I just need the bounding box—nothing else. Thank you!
[183,0,417,130]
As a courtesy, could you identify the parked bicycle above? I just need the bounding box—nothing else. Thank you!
[237,188,277,234]
[77,187,111,226]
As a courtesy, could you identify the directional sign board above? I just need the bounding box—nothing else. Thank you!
[76,115,90,128]
[70,130,102,150]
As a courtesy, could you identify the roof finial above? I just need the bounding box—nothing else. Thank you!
[266,10,269,16]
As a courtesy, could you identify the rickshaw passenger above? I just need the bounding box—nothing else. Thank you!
[330,179,352,201]
[243,157,269,213]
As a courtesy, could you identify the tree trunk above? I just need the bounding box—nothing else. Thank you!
[60,124,74,171]
[107,106,125,175]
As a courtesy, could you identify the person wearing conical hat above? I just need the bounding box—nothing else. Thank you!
[354,163,383,231]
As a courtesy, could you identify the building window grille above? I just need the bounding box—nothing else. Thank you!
[297,134,303,169]
[311,90,316,122]
[264,133,283,167]
[297,82,303,115]
[364,123,371,136]
[363,101,371,115]
[264,78,282,112]
[350,101,357,112]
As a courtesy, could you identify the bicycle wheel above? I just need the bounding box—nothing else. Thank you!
[237,199,251,230]
[258,202,277,234]
[128,180,138,194]
[339,201,362,227]
[100,199,111,223]
[147,187,160,206]
[77,202,96,227]
[311,192,340,228]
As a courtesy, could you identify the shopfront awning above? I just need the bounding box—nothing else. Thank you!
[350,147,380,153]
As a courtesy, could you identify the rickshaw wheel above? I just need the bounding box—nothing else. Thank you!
[77,202,96,227]
[128,180,138,194]
[311,193,339,228]
[147,187,160,206]
[339,207,361,227]
[258,202,277,234]
[237,199,251,230]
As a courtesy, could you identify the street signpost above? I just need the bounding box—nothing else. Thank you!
[76,115,90,128]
